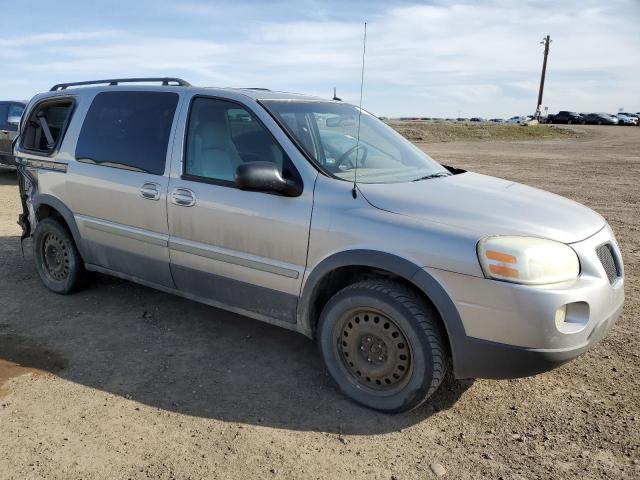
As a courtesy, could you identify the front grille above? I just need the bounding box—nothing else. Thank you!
[596,244,619,284]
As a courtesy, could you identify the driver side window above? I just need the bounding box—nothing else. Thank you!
[185,98,289,183]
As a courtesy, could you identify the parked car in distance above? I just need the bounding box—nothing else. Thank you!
[546,111,583,124]
[456,117,468,122]
[14,77,625,413]
[617,113,638,126]
[581,112,619,125]
[489,118,504,123]
[619,112,639,120]
[0,101,26,168]
[506,116,534,125]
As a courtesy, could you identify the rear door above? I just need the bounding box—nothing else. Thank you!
[166,95,315,324]
[66,90,181,287]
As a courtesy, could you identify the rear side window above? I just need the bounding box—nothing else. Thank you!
[21,99,74,154]
[0,103,8,127]
[8,103,25,120]
[75,91,179,175]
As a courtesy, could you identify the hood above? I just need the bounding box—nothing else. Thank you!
[358,172,605,244]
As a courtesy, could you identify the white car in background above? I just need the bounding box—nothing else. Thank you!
[506,115,536,125]
[617,113,638,126]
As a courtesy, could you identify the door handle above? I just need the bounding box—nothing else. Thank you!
[171,188,196,207]
[140,182,161,200]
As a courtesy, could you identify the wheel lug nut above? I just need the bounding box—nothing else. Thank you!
[360,346,364,351]
[378,356,382,361]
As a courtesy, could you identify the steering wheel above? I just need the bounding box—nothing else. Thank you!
[335,144,368,170]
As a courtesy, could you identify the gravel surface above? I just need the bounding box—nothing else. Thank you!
[0,125,638,479]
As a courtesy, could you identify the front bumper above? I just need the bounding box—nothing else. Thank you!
[426,225,624,379]
[449,299,622,379]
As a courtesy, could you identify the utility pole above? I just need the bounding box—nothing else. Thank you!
[535,35,551,121]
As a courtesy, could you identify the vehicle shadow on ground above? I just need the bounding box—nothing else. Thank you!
[0,235,472,434]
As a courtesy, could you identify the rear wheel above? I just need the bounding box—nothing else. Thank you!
[317,280,448,413]
[33,218,88,294]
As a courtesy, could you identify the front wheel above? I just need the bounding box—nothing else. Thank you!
[317,280,448,413]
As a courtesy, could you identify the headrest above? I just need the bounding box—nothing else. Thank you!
[195,111,230,151]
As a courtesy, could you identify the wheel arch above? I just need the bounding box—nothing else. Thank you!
[33,194,86,259]
[298,250,467,371]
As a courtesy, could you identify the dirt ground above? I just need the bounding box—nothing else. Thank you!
[0,125,638,479]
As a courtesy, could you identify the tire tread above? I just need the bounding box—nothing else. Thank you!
[332,279,448,409]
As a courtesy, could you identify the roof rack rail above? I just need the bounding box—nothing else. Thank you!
[50,77,191,92]
[242,87,271,91]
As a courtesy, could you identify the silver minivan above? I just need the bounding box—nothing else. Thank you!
[15,78,624,412]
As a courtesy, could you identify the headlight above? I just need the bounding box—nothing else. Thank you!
[477,236,580,285]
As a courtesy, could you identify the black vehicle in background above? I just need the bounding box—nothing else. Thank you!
[581,112,619,125]
[0,101,26,168]
[546,111,583,124]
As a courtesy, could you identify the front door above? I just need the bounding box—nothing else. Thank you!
[67,90,181,287]
[167,96,314,324]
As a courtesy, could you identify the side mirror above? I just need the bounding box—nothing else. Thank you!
[7,116,21,125]
[235,161,302,197]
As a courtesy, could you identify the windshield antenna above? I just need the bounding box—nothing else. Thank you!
[352,22,367,199]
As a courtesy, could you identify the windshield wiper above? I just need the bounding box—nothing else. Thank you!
[412,172,451,182]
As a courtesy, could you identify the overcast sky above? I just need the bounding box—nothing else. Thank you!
[2,0,639,117]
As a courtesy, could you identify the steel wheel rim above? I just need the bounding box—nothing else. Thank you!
[334,308,412,394]
[42,233,70,281]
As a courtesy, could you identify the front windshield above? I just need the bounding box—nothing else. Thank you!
[261,100,449,183]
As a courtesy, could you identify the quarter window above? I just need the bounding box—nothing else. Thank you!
[21,99,74,153]
[185,97,292,183]
[75,91,178,175]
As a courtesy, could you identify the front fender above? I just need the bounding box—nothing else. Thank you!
[297,250,468,375]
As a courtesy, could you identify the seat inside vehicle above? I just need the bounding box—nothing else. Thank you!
[187,101,284,181]
[22,99,74,153]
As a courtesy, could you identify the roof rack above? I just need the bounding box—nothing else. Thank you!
[49,77,191,92]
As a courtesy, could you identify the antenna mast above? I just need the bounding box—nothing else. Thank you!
[352,22,367,199]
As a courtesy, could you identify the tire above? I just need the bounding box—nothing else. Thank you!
[568,119,572,124]
[317,280,448,413]
[598,120,603,125]
[33,217,88,294]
